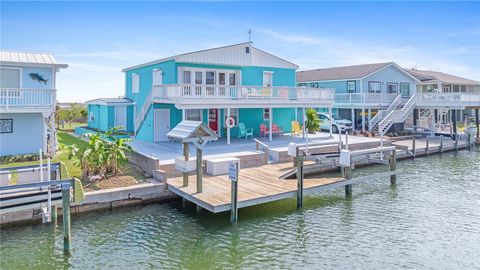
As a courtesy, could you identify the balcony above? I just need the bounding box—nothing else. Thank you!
[334,93,400,108]
[151,84,335,109]
[416,92,480,109]
[0,88,56,113]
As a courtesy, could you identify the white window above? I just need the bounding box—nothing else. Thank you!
[263,108,270,121]
[186,109,202,121]
[195,72,203,85]
[400,83,410,97]
[368,81,381,93]
[183,71,191,84]
[347,81,356,93]
[387,83,398,94]
[152,69,162,85]
[224,108,239,127]
[229,73,236,85]
[89,112,95,122]
[0,68,21,88]
[206,71,215,85]
[132,73,139,94]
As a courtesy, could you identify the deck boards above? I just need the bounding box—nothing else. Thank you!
[167,162,343,213]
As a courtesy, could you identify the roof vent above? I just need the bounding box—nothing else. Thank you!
[245,47,250,54]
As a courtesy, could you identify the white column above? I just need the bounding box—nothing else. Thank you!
[42,113,47,155]
[368,108,372,131]
[329,107,333,136]
[362,108,366,132]
[295,107,298,121]
[227,108,231,145]
[182,109,186,120]
[269,107,273,142]
[351,108,355,131]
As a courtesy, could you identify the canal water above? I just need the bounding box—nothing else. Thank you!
[1,149,479,269]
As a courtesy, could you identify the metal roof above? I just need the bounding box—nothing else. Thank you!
[167,121,219,144]
[85,97,133,105]
[122,42,298,72]
[297,62,392,82]
[405,69,480,85]
[0,51,68,68]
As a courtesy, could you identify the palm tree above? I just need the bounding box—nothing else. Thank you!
[305,108,321,133]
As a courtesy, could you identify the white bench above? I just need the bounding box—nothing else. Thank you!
[206,157,240,176]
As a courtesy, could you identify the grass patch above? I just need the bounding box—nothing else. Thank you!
[57,121,86,132]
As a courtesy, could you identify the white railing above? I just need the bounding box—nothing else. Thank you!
[0,88,56,108]
[334,93,399,106]
[369,95,402,131]
[416,92,480,107]
[152,84,335,102]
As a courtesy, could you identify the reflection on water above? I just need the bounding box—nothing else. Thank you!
[1,149,479,269]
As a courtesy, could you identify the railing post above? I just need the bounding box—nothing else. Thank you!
[62,183,71,253]
[296,151,304,209]
[389,149,397,185]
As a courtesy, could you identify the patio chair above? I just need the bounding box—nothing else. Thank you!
[260,124,269,137]
[238,122,254,139]
[272,124,284,136]
[291,121,301,135]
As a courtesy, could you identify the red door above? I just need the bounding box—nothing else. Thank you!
[208,109,218,132]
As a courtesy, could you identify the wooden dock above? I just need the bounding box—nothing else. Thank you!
[167,162,350,213]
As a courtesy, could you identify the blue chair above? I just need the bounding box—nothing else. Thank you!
[237,122,254,139]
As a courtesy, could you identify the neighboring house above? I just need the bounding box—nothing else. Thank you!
[85,98,134,132]
[297,62,419,133]
[406,69,480,126]
[0,51,68,156]
[87,42,334,143]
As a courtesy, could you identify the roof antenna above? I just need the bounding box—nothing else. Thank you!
[248,29,252,42]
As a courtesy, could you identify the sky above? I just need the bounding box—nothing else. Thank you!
[1,1,479,102]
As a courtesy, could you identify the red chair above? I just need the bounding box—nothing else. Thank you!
[260,124,269,137]
[271,124,284,136]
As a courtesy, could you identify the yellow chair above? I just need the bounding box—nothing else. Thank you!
[291,121,301,135]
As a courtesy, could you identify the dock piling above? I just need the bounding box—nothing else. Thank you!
[426,137,430,156]
[455,134,458,151]
[230,162,239,224]
[183,142,189,187]
[51,205,57,225]
[342,167,352,197]
[412,137,416,158]
[440,135,444,153]
[61,183,71,253]
[389,149,397,185]
[296,152,304,209]
[196,148,203,193]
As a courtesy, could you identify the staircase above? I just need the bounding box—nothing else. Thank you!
[134,90,154,135]
[378,94,416,136]
[369,95,401,132]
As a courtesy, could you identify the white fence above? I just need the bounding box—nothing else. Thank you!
[416,93,480,107]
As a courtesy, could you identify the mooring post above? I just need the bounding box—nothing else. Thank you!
[61,183,71,253]
[196,147,202,193]
[389,149,397,185]
[183,142,189,187]
[230,161,239,224]
[440,135,444,153]
[296,152,304,209]
[467,133,471,149]
[426,137,430,156]
[51,205,57,224]
[455,134,459,151]
[293,147,299,167]
[412,137,416,158]
[342,164,352,197]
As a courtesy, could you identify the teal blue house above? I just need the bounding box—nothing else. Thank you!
[88,42,333,143]
[84,98,134,133]
[0,51,67,156]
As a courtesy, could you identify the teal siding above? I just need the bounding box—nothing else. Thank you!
[362,65,416,95]
[0,113,43,156]
[87,104,114,132]
[108,106,115,128]
[136,107,154,142]
[241,66,296,87]
[126,105,134,132]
